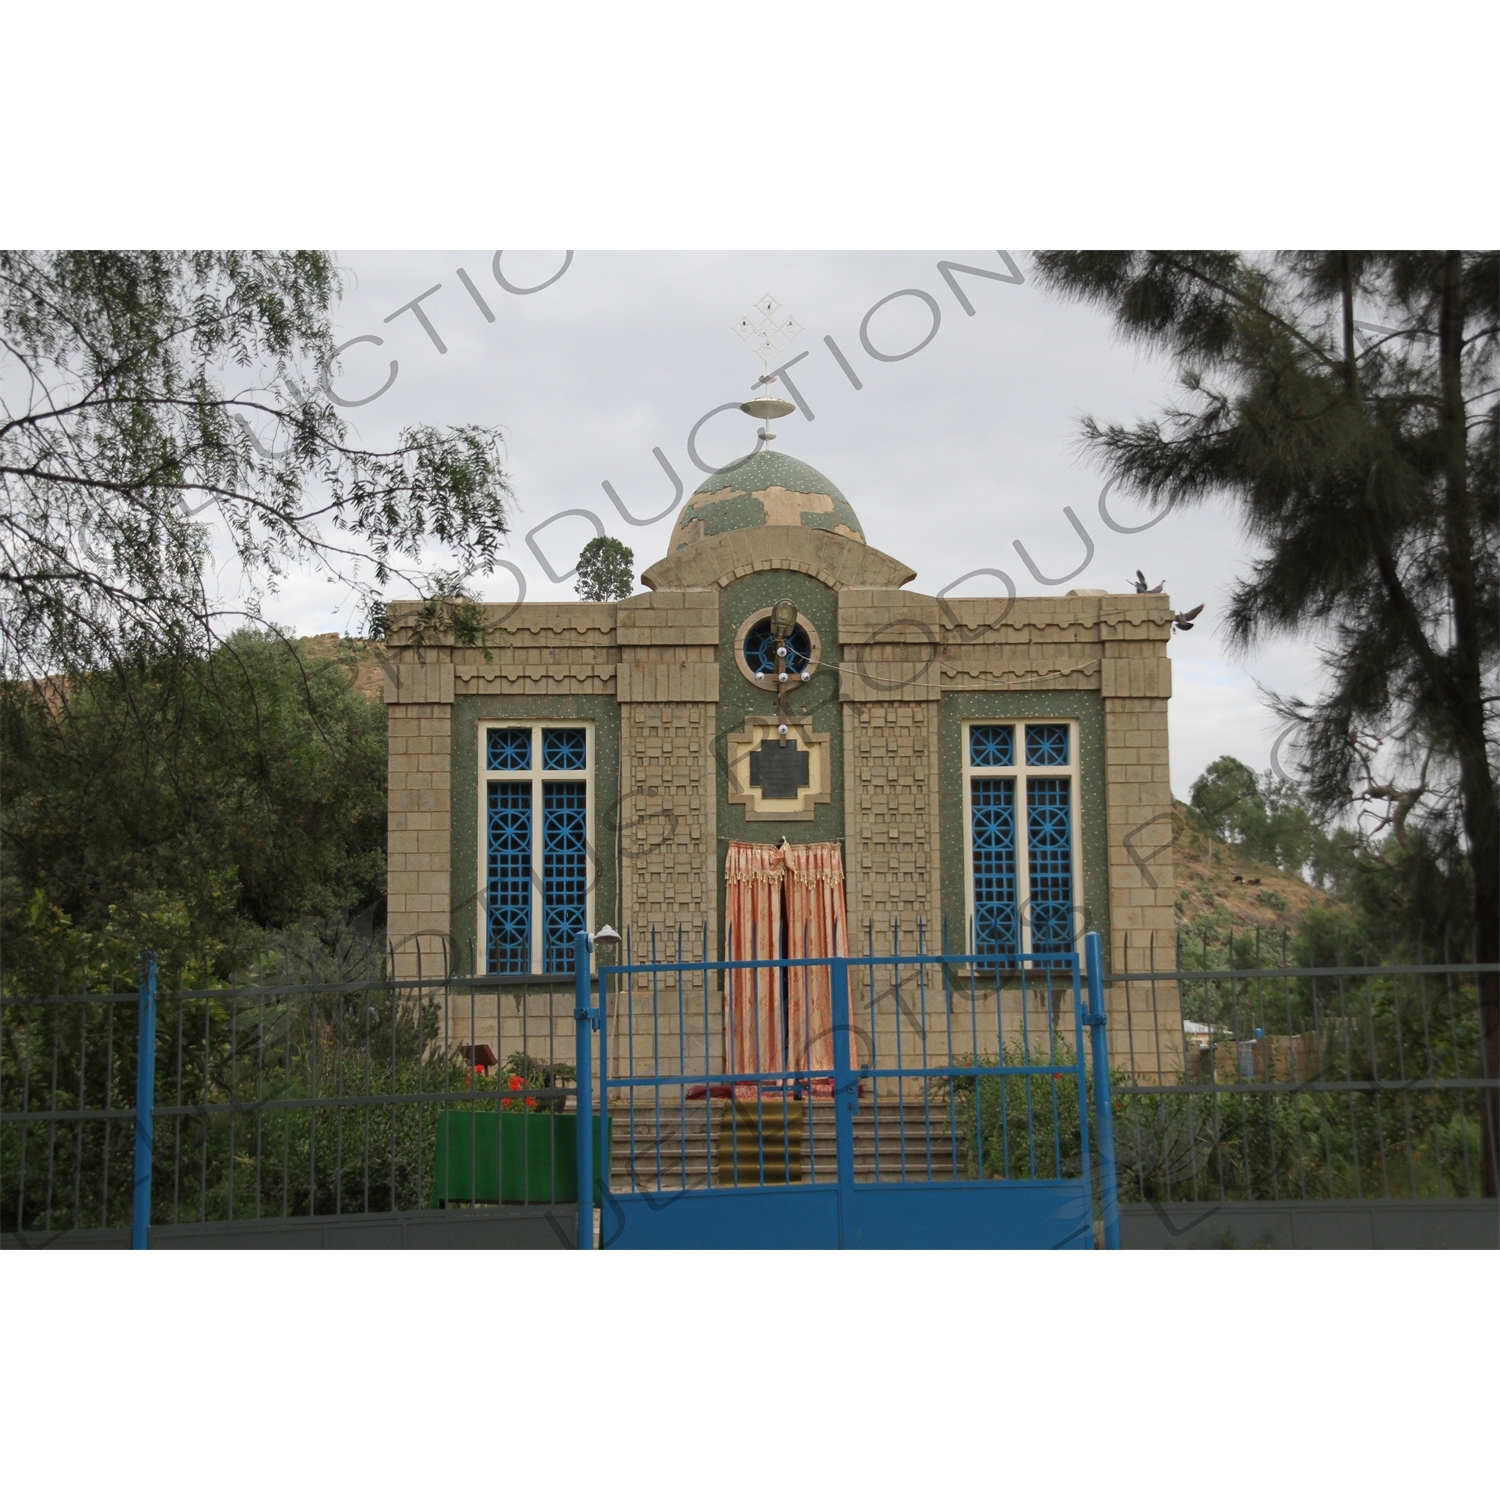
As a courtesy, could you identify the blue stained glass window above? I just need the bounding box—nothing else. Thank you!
[1025,724,1069,766]
[1027,777,1074,960]
[969,724,1014,767]
[970,778,1019,958]
[487,782,532,974]
[743,617,812,676]
[542,781,588,974]
[542,727,587,770]
[487,727,531,771]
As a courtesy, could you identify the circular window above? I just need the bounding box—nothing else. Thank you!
[734,609,821,691]
[743,617,812,675]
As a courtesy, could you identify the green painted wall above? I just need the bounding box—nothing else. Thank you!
[937,690,1109,957]
[714,570,845,940]
[450,693,620,978]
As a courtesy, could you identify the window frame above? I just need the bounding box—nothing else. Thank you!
[477,720,595,975]
[961,718,1081,962]
[731,607,823,692]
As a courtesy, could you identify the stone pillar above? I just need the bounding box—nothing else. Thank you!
[384,657,454,982]
[1101,647,1182,1080]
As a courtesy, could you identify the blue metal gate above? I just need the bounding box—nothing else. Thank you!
[572,930,1119,1250]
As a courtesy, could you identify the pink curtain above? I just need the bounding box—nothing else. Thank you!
[724,841,784,1099]
[723,840,851,1099]
[784,840,853,1093]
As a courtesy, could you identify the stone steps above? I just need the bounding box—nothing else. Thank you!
[606,1101,969,1192]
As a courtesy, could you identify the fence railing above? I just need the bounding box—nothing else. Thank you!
[1,960,585,1242]
[1107,929,1498,1204]
[5,929,1495,1243]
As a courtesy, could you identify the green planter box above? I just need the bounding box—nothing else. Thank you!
[431,1111,610,1206]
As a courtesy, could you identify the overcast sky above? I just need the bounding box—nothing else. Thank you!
[241,249,1326,803]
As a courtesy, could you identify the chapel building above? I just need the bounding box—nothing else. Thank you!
[383,450,1182,1077]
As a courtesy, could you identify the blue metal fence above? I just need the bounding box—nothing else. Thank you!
[17,927,1486,1248]
[573,927,1120,1250]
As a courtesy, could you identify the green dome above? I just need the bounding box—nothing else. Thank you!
[671,450,864,552]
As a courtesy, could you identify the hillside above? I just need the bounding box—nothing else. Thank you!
[1168,800,1350,937]
[297,634,389,704]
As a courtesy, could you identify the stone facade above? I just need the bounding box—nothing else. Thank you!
[384,493,1181,1077]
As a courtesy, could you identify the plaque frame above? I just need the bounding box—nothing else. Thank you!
[726,715,832,822]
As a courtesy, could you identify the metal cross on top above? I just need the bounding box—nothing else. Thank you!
[731,293,804,374]
[734,296,804,442]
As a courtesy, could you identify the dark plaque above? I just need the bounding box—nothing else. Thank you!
[748,738,811,800]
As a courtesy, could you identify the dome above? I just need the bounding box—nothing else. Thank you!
[670,451,864,552]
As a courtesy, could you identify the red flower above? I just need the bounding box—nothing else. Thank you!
[508,1075,525,1090]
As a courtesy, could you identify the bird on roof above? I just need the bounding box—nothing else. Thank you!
[1132,570,1165,594]
[1173,604,1205,632]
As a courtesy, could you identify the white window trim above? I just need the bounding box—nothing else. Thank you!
[477,720,595,976]
[961,719,1080,960]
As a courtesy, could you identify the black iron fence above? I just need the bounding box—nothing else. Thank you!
[1107,929,1497,1206]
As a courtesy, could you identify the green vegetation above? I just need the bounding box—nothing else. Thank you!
[574,536,636,602]
[0,249,515,1000]
[940,1046,1091,1182]
[1113,1081,1484,1205]
[0,985,533,1232]
[939,1008,1485,1205]
[0,631,388,995]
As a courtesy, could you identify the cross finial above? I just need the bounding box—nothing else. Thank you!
[732,295,803,443]
[731,293,804,376]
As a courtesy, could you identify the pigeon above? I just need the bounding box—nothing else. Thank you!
[1132,570,1165,594]
[1173,604,1205,631]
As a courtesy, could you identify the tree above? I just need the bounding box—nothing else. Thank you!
[0,252,513,682]
[1190,755,1321,875]
[574,536,635,601]
[1033,250,1499,1191]
[1190,756,1263,843]
[0,630,388,993]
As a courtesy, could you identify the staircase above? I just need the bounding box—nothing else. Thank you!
[606,1098,968,1195]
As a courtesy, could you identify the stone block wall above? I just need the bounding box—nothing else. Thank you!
[842,702,942,952]
[620,703,717,958]
[386,696,453,981]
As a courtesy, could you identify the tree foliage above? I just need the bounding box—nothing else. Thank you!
[0,251,514,681]
[574,536,635,601]
[1033,250,1499,1189]
[0,631,387,993]
[1190,755,1321,872]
